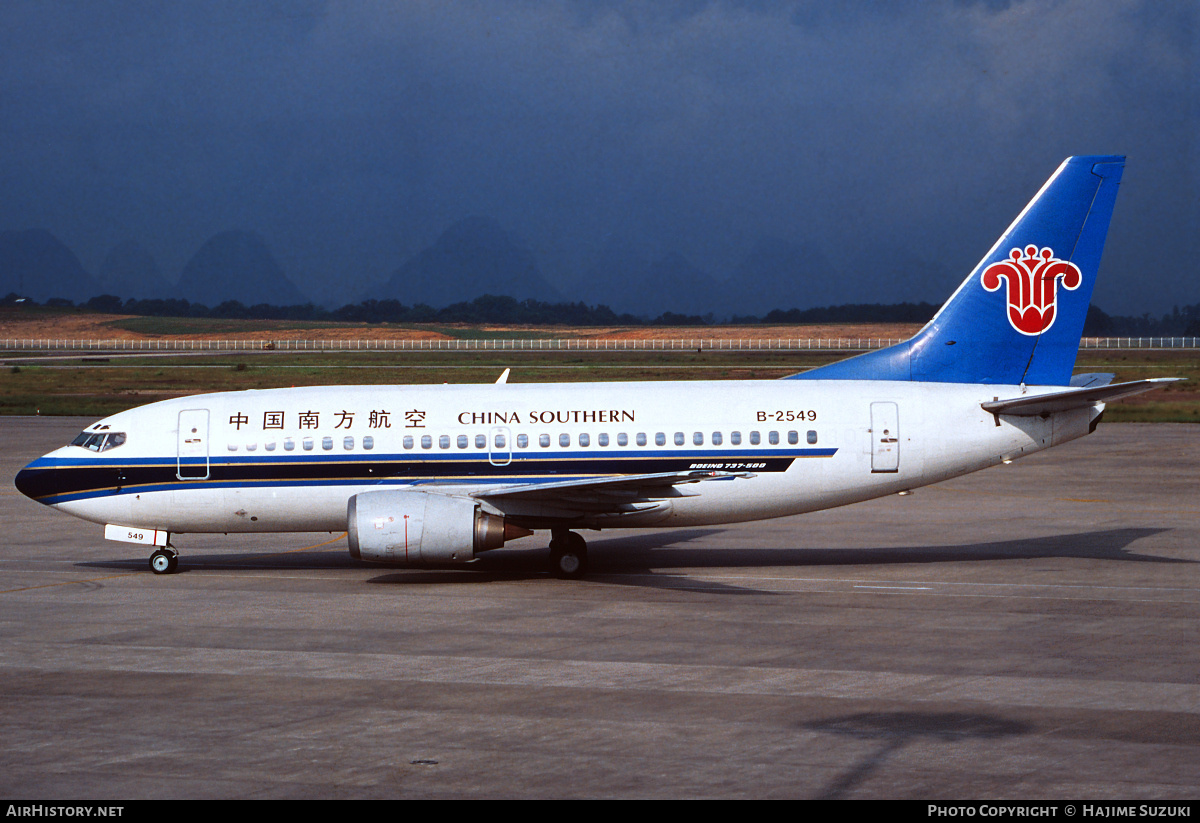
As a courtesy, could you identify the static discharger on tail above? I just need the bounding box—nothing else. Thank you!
[14,157,1181,578]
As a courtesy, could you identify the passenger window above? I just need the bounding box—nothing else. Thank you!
[403,436,414,450]
[363,436,374,450]
[284,438,295,451]
[227,443,238,452]
[265,442,276,451]
[769,431,780,445]
[457,435,468,449]
[303,438,314,451]
[598,433,609,447]
[516,434,529,448]
[673,432,684,446]
[730,431,741,445]
[475,434,487,449]
[494,433,506,449]
[807,430,818,444]
[322,436,333,450]
[637,433,647,446]
[788,431,799,445]
[693,432,703,446]
[539,434,551,448]
[439,435,451,449]
[618,433,628,447]
[579,433,590,447]
[655,432,666,446]
[343,436,354,450]
[750,431,761,445]
[712,432,722,446]
[559,433,570,447]
[246,443,258,452]
[421,435,432,449]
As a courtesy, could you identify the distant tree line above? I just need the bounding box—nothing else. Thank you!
[3,291,1199,335]
[729,302,941,325]
[1083,303,1200,337]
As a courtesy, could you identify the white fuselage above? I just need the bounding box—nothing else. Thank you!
[29,379,1098,535]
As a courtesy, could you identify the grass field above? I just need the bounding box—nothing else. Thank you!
[1,348,1195,422]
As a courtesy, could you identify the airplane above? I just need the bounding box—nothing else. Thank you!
[13,155,1181,579]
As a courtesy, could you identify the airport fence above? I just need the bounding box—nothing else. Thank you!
[1,336,1199,353]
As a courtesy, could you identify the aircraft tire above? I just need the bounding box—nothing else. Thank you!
[149,548,178,575]
[550,533,588,579]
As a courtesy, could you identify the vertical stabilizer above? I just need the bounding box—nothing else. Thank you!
[792,156,1124,385]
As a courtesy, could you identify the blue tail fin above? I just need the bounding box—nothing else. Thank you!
[791,156,1124,385]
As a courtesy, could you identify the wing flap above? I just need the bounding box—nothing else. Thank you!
[474,470,755,514]
[478,469,754,500]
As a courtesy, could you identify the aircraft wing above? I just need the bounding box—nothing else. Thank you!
[982,378,1183,417]
[473,470,755,515]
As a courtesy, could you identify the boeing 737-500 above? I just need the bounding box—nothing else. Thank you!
[14,156,1180,578]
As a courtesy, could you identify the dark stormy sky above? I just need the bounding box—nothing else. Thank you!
[0,0,1195,314]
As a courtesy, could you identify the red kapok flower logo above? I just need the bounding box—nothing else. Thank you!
[981,245,1082,336]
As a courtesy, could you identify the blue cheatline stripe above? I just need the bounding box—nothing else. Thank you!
[31,447,836,468]
[23,447,838,505]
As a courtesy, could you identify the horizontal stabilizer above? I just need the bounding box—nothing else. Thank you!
[1069,373,1115,388]
[982,378,1183,417]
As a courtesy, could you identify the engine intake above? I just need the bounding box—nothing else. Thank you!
[347,490,527,565]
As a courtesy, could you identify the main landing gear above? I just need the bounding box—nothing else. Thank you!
[149,547,178,575]
[548,529,588,579]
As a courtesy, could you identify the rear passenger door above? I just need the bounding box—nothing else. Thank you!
[870,402,899,473]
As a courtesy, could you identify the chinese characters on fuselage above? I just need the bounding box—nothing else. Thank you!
[229,410,402,431]
[227,408,638,432]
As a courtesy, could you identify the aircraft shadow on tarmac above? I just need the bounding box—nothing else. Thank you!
[578,525,1180,569]
[803,711,1033,800]
[80,525,1179,594]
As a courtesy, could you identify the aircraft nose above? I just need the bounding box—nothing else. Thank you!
[14,457,56,503]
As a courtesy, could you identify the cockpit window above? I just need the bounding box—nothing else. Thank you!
[70,431,127,452]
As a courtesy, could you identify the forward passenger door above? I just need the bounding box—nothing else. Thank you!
[177,409,210,480]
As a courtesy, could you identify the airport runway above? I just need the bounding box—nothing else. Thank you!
[1,416,1198,799]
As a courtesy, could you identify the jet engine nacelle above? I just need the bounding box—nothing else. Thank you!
[347,490,510,566]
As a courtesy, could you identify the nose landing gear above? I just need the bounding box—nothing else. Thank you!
[549,529,588,579]
[149,547,178,575]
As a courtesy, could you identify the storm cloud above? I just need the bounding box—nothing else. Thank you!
[0,0,1194,314]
